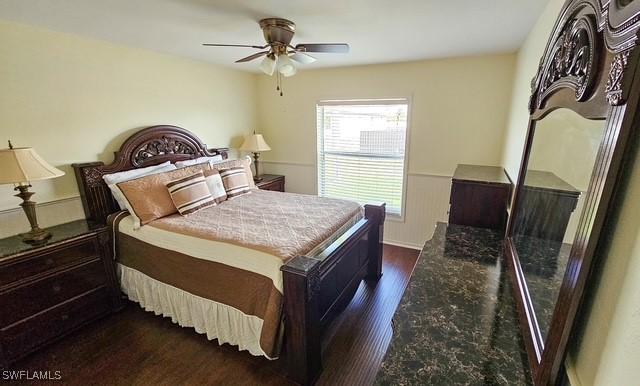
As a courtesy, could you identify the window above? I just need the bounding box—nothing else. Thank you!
[316,99,409,217]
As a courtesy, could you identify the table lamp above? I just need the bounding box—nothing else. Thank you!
[0,141,65,244]
[239,132,272,182]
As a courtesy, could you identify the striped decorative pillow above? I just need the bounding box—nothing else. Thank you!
[166,172,216,215]
[219,167,252,198]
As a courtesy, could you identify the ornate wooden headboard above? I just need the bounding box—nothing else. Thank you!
[72,125,229,223]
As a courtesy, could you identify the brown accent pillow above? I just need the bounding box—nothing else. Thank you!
[209,158,256,188]
[117,163,212,228]
[202,169,228,204]
[166,172,216,215]
[219,167,252,198]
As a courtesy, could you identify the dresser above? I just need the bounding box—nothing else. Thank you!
[255,174,285,192]
[513,170,581,242]
[376,222,530,385]
[448,164,512,230]
[0,220,122,367]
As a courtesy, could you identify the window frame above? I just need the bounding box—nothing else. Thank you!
[315,97,412,222]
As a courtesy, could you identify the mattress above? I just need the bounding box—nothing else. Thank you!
[112,190,364,358]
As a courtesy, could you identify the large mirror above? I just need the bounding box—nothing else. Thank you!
[504,1,640,385]
[511,109,605,342]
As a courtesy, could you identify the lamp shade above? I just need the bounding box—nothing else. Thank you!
[239,134,272,152]
[0,146,65,184]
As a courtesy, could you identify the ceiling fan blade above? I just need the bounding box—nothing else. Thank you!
[202,43,268,49]
[235,51,269,63]
[290,52,317,64]
[295,43,349,53]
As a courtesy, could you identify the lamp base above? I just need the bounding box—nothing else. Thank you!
[253,175,264,182]
[20,228,52,245]
[14,185,52,245]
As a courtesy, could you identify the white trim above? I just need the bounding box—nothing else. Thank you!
[317,98,409,106]
[383,239,423,251]
[0,195,81,214]
[261,160,454,181]
[261,160,315,167]
[407,172,453,179]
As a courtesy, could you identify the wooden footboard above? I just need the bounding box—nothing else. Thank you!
[281,203,385,385]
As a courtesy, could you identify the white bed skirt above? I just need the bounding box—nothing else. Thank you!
[117,263,275,359]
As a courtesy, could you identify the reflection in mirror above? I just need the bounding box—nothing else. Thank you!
[512,108,605,345]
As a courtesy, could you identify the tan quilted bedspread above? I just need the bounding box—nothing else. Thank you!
[148,190,363,261]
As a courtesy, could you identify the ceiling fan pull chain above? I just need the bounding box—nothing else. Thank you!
[275,72,284,96]
[280,74,284,96]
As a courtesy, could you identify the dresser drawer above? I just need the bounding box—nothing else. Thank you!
[0,238,99,287]
[0,287,112,361]
[0,259,108,326]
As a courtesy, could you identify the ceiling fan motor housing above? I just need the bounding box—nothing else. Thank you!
[259,18,296,52]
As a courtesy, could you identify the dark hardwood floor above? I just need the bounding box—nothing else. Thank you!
[11,245,419,386]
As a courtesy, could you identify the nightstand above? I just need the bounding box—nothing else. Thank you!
[255,174,285,192]
[0,220,122,367]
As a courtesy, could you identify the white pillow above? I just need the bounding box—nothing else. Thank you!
[204,172,227,203]
[103,161,177,209]
[174,155,224,168]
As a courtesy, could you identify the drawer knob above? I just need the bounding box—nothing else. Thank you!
[60,314,69,321]
[45,258,54,265]
[52,284,62,293]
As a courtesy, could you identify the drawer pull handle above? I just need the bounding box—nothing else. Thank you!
[45,258,54,265]
[60,314,69,321]
[52,284,62,293]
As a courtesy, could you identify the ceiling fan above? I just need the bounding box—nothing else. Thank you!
[203,18,349,95]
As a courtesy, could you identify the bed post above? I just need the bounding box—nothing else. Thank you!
[281,256,322,386]
[365,203,385,280]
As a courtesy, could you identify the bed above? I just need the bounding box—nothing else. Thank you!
[72,125,385,385]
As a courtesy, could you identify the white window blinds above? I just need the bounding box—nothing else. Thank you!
[317,99,409,216]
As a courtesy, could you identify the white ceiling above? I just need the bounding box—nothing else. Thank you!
[0,0,549,72]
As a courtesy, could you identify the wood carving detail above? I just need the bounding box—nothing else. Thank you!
[83,166,106,187]
[132,136,198,165]
[531,15,599,112]
[605,50,631,105]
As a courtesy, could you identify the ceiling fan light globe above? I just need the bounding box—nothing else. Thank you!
[259,55,276,76]
[279,64,297,77]
[277,54,297,77]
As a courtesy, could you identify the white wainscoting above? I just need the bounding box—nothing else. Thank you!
[0,196,86,239]
[0,165,454,249]
[262,161,452,250]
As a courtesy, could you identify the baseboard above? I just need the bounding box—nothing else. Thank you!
[383,239,423,251]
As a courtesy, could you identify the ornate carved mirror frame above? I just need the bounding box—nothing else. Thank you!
[504,0,640,384]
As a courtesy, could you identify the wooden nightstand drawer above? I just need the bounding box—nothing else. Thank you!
[255,174,285,192]
[0,287,112,361]
[0,220,122,368]
[0,237,99,287]
[0,259,108,326]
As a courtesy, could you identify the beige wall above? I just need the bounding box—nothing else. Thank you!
[257,55,516,248]
[501,0,564,181]
[502,0,640,384]
[0,21,257,236]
